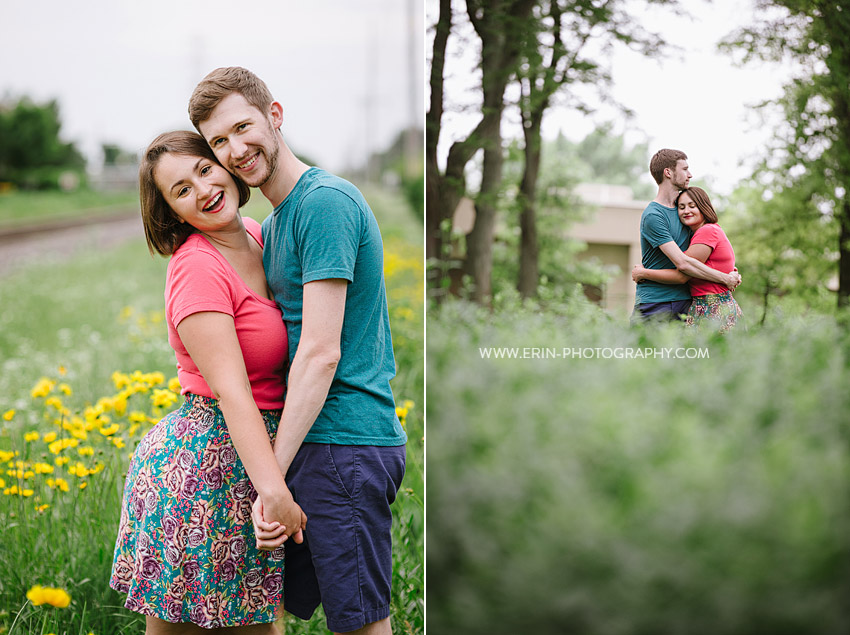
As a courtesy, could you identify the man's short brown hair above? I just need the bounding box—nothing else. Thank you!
[188,66,275,130]
[139,131,250,256]
[649,149,687,185]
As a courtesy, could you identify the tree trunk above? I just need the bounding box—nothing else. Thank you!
[838,197,850,310]
[425,0,451,266]
[518,107,544,298]
[463,0,537,304]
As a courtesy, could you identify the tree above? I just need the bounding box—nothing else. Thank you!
[0,98,85,189]
[514,0,667,298]
[722,1,850,310]
[427,0,538,303]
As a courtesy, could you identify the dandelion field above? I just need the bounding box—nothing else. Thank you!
[0,188,423,635]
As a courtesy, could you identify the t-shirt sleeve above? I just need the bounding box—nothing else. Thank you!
[295,187,361,284]
[641,210,674,248]
[166,248,235,328]
[690,224,722,250]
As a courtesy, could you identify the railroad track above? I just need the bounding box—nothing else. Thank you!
[0,209,139,244]
[0,209,144,277]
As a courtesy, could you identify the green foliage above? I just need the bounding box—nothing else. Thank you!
[428,298,850,634]
[0,98,86,190]
[401,170,425,220]
[722,181,838,321]
[720,1,850,308]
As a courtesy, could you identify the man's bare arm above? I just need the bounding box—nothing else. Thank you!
[658,241,740,289]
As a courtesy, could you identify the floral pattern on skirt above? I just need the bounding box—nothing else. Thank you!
[110,394,285,628]
[686,290,744,333]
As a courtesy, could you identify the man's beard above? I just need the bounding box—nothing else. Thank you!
[237,124,280,188]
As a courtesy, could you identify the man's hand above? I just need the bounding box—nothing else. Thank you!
[252,493,307,551]
[632,264,648,283]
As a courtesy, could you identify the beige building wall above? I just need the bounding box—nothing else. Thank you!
[568,184,645,316]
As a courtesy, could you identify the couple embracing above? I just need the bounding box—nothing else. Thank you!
[631,149,744,332]
[109,67,407,635]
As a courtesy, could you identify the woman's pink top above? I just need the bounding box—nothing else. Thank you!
[688,223,736,297]
[164,217,287,409]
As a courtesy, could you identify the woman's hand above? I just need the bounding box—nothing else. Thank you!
[252,493,307,551]
[632,264,648,283]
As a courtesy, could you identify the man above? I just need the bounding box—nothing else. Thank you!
[189,67,407,635]
[632,149,741,323]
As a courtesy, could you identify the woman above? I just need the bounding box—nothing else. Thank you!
[632,186,743,332]
[109,131,297,633]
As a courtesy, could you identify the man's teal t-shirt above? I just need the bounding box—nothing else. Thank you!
[262,167,407,446]
[636,201,692,304]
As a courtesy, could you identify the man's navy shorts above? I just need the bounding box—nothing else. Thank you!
[631,299,692,324]
[283,442,406,633]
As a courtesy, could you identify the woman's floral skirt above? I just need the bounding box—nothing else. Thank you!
[110,394,284,628]
[686,290,744,333]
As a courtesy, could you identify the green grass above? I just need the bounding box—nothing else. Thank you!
[427,295,850,635]
[0,186,423,635]
[0,189,140,229]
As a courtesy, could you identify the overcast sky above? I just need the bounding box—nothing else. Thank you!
[430,0,794,196]
[1,0,423,173]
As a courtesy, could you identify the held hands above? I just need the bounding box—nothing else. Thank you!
[252,492,308,551]
[725,267,742,291]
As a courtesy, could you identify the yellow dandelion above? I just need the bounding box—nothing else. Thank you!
[26,585,71,608]
[128,423,141,437]
[151,389,178,409]
[77,446,94,457]
[128,411,148,424]
[30,377,56,399]
[111,437,126,449]
[54,456,70,467]
[33,462,54,475]
[99,423,120,437]
[36,503,49,512]
[146,371,166,386]
[112,371,131,390]
[45,396,63,410]
[47,478,70,492]
[58,365,67,376]
[24,431,39,442]
[68,462,92,477]
[2,409,14,421]
[0,478,5,488]
[79,482,88,490]
[43,432,58,443]
[0,450,16,462]
[168,377,182,393]
[58,383,72,396]
[112,394,128,416]
[48,438,79,455]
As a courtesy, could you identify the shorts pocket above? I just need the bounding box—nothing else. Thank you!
[326,444,358,499]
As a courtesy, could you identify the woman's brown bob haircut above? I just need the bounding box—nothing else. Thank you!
[188,66,275,130]
[675,186,718,224]
[140,131,250,256]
